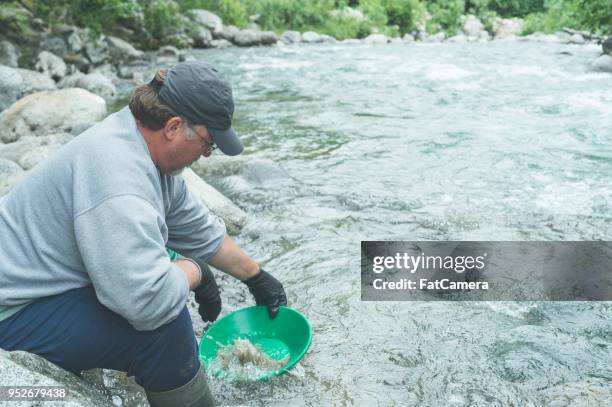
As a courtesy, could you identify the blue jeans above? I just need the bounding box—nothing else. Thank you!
[0,286,200,392]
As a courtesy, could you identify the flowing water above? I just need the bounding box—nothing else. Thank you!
[127,41,611,405]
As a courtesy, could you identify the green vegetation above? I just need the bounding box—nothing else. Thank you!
[8,0,611,48]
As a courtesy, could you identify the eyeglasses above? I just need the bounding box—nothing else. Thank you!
[186,122,217,153]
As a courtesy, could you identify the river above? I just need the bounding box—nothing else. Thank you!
[121,40,612,406]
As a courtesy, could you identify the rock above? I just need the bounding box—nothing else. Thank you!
[280,30,301,44]
[364,34,389,44]
[603,37,612,55]
[462,15,485,38]
[524,32,563,43]
[493,17,524,39]
[218,25,240,43]
[105,36,144,61]
[57,72,85,89]
[0,40,19,67]
[85,35,110,65]
[233,29,259,46]
[568,33,585,44]
[193,26,213,48]
[301,31,322,43]
[591,55,612,73]
[66,29,84,53]
[17,133,74,170]
[40,36,69,59]
[233,29,274,47]
[0,65,23,111]
[446,34,468,43]
[35,51,67,80]
[425,32,446,42]
[76,73,116,99]
[0,88,106,143]
[402,33,415,43]
[0,349,114,406]
[0,158,23,178]
[319,34,337,44]
[190,9,223,35]
[157,45,180,57]
[211,39,233,49]
[0,5,38,44]
[260,31,279,45]
[16,68,57,94]
[182,168,247,235]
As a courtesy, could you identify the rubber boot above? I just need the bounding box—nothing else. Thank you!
[145,364,215,407]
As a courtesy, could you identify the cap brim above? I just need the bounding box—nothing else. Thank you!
[208,127,244,156]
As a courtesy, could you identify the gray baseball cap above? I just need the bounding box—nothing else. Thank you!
[153,61,243,156]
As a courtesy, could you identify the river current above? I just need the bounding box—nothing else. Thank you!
[134,41,611,406]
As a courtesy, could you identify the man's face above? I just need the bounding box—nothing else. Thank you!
[158,119,215,175]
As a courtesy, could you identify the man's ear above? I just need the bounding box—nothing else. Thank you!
[163,116,183,141]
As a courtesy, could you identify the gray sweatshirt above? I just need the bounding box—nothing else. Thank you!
[0,107,226,330]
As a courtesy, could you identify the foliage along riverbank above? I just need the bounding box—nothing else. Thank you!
[3,0,611,51]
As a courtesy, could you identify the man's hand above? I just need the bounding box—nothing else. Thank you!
[242,269,287,318]
[193,262,222,323]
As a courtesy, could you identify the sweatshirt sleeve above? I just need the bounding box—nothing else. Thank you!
[74,194,189,331]
[165,176,226,262]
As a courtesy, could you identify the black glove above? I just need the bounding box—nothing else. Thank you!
[193,261,222,323]
[243,269,287,319]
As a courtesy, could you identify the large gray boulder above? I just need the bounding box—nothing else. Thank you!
[301,31,322,43]
[16,68,57,94]
[280,30,301,44]
[105,36,144,62]
[259,31,279,45]
[493,17,523,39]
[0,88,106,143]
[364,34,389,44]
[190,9,223,35]
[234,29,265,47]
[183,168,247,235]
[193,26,213,48]
[35,51,67,80]
[602,37,612,55]
[0,40,19,67]
[0,349,114,407]
[76,73,117,99]
[0,65,23,112]
[591,55,612,73]
[462,15,485,39]
[218,25,240,43]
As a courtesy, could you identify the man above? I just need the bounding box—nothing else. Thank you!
[0,61,287,406]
